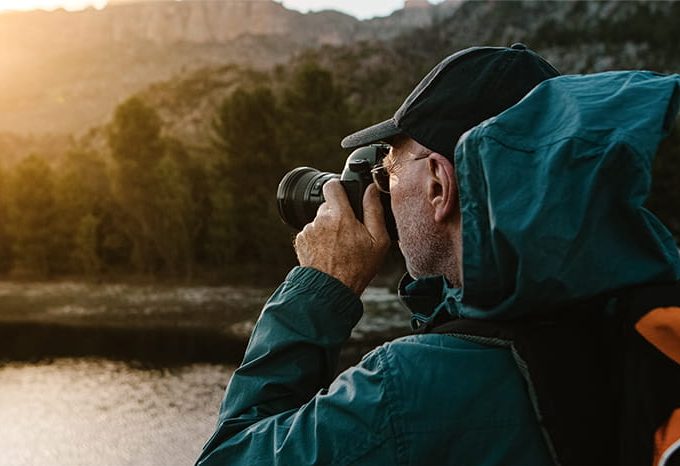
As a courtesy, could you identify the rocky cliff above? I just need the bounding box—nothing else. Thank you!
[0,0,458,136]
[0,0,675,143]
[129,0,679,155]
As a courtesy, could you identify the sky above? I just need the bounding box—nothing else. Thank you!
[279,0,444,19]
[0,0,446,19]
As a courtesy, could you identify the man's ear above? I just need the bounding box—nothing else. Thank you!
[426,153,458,223]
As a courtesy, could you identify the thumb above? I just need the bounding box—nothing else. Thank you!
[363,184,389,243]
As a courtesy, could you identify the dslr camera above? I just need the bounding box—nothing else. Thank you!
[276,145,397,240]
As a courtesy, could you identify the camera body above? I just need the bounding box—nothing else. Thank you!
[277,145,397,240]
[338,144,387,224]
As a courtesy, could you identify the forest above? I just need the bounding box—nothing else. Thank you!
[0,62,360,282]
[0,1,679,284]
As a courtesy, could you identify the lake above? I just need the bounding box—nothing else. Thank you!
[0,281,409,364]
[0,358,232,466]
[0,281,409,465]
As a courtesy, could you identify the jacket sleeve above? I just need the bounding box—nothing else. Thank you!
[196,266,398,465]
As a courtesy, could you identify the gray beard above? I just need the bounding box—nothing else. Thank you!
[397,217,461,287]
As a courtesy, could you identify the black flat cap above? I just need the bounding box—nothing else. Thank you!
[341,43,560,159]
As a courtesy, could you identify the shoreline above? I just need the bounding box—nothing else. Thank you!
[0,281,410,369]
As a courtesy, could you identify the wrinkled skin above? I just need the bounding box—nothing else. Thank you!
[295,181,391,295]
[295,136,462,294]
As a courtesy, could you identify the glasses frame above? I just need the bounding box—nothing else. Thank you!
[371,153,430,193]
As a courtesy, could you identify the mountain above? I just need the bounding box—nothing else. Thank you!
[1,0,677,164]
[0,0,678,281]
[118,0,678,154]
[0,0,462,136]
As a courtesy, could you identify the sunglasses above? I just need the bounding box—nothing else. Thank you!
[370,154,430,193]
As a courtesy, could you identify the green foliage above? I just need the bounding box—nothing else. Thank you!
[201,174,235,267]
[74,213,103,275]
[204,62,358,275]
[150,154,195,276]
[108,97,164,169]
[534,2,679,50]
[5,155,57,277]
[0,167,12,273]
[280,61,354,171]
[52,149,112,274]
[213,86,281,172]
[107,97,198,277]
[210,85,293,269]
[3,7,680,284]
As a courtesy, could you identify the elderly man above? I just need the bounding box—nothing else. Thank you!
[197,44,680,465]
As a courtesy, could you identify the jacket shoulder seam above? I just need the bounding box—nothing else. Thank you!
[380,344,410,465]
[335,347,395,465]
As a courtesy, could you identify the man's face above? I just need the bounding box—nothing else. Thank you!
[386,137,453,279]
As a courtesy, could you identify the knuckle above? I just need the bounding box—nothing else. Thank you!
[326,178,341,189]
[318,207,344,229]
[322,180,338,197]
[323,180,348,206]
[313,211,329,227]
[294,232,304,248]
[301,222,314,235]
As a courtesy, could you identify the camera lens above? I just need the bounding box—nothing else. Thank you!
[276,167,339,230]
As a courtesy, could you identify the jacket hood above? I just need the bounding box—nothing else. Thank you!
[401,71,680,325]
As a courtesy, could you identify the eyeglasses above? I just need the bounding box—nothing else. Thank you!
[371,154,430,193]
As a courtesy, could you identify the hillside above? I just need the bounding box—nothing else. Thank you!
[0,0,678,283]
[2,0,677,166]
[121,0,680,153]
[0,0,461,137]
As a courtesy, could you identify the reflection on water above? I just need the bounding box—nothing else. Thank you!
[0,282,409,464]
[0,282,409,364]
[0,359,232,466]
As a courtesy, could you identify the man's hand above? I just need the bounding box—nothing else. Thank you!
[294,180,391,295]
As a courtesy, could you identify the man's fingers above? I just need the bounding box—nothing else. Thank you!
[322,180,389,247]
[363,184,389,244]
[322,179,353,216]
[316,201,331,216]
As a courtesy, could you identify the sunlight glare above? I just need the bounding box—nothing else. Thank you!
[0,0,107,12]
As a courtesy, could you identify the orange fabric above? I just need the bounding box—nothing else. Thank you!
[654,409,680,466]
[635,307,680,365]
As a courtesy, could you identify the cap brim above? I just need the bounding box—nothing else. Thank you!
[340,118,401,149]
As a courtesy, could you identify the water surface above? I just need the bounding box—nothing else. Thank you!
[0,282,409,465]
[0,359,232,466]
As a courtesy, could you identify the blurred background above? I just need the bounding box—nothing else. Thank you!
[0,0,679,464]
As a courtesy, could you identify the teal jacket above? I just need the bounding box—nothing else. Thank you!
[197,71,680,465]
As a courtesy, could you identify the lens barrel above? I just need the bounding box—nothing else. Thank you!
[276,167,339,230]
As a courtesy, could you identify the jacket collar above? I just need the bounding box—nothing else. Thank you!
[397,273,463,330]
